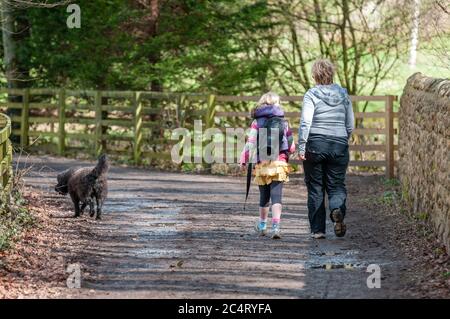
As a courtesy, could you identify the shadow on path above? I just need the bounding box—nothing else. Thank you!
[18,155,414,298]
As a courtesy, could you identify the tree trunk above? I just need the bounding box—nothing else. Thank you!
[409,0,421,68]
[140,0,163,156]
[1,1,18,90]
[1,0,29,144]
[147,0,162,92]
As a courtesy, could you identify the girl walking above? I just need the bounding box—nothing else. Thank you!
[240,92,295,239]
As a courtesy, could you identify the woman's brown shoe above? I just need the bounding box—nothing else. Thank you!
[331,209,346,237]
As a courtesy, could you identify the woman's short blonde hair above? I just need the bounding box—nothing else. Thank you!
[312,59,335,85]
[257,92,280,107]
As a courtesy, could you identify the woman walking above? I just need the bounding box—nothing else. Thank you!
[298,59,354,239]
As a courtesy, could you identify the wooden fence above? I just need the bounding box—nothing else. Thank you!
[0,89,398,178]
[0,113,13,204]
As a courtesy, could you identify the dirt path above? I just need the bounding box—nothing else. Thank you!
[9,155,430,298]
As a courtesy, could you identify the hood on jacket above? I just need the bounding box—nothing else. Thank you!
[309,84,349,107]
[253,104,284,118]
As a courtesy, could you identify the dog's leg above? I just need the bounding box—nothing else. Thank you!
[95,196,102,220]
[80,202,87,215]
[70,193,81,218]
[89,198,95,218]
[73,200,81,218]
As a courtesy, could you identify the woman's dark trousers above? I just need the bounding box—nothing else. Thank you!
[303,138,349,234]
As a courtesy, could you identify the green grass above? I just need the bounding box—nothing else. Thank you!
[381,190,396,205]
[382,178,400,187]
[356,49,450,113]
[376,50,450,97]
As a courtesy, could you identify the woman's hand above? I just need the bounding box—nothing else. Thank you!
[298,153,306,161]
[239,163,247,172]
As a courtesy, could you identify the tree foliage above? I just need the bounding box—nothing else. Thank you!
[1,0,448,95]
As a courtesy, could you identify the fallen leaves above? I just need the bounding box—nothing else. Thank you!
[0,188,90,299]
[351,176,450,298]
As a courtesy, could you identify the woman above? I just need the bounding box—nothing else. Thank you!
[298,59,354,239]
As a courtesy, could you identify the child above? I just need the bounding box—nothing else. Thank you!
[240,92,295,239]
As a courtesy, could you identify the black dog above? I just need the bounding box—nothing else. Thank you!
[55,155,109,219]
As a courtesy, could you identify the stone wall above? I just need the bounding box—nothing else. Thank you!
[399,72,450,250]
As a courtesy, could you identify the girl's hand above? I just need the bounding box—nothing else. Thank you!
[239,163,246,172]
[298,153,306,161]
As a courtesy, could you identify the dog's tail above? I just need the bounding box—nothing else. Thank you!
[91,154,110,178]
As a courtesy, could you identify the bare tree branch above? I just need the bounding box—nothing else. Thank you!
[0,0,72,9]
[435,0,449,14]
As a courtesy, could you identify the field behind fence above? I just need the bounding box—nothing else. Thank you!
[0,88,398,177]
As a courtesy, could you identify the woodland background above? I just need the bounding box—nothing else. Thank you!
[0,0,448,102]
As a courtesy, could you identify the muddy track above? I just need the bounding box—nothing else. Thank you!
[19,155,418,298]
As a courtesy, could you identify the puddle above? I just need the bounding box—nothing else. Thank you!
[133,248,181,258]
[105,200,181,214]
[309,263,362,270]
[306,249,365,270]
[306,248,393,271]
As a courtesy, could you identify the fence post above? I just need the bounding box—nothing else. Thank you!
[20,88,30,148]
[94,91,103,156]
[0,133,6,189]
[205,94,216,129]
[5,140,12,190]
[176,94,186,127]
[202,95,216,168]
[58,88,66,155]
[385,95,395,179]
[133,91,143,164]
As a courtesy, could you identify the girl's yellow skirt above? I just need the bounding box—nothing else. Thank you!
[254,161,293,186]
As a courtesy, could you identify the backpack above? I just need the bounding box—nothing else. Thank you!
[257,116,286,161]
[244,116,286,211]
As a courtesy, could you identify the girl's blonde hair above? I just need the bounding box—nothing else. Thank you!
[312,59,335,85]
[252,92,281,118]
[257,92,280,107]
